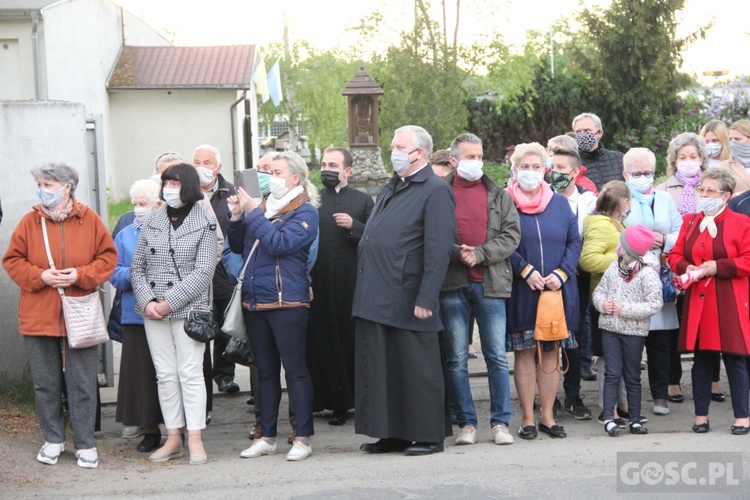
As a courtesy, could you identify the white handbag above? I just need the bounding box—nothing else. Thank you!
[41,218,108,349]
[222,239,259,340]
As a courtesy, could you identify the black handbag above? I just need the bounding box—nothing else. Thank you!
[184,308,218,343]
[223,336,255,366]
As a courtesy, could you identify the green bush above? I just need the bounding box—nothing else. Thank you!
[108,199,132,232]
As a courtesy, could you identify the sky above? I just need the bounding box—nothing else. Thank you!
[117,0,750,85]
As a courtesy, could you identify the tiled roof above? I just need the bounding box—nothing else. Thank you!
[107,45,256,90]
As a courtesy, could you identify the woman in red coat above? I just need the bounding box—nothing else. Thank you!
[669,168,750,435]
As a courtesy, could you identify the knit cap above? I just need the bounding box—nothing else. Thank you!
[620,225,656,258]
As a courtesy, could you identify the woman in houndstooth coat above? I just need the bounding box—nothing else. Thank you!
[131,164,217,465]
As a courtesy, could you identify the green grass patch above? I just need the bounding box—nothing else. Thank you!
[0,368,36,411]
[108,199,132,232]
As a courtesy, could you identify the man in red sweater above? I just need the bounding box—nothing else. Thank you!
[439,133,521,447]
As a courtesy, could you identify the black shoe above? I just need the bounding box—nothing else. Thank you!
[137,433,162,453]
[668,394,684,403]
[564,396,592,420]
[518,425,537,440]
[580,366,597,381]
[617,408,648,424]
[216,375,240,394]
[712,392,725,402]
[692,421,710,433]
[328,411,348,426]
[360,438,412,454]
[538,422,567,438]
[597,412,627,428]
[603,420,621,437]
[404,441,444,456]
[552,398,560,420]
[731,425,749,435]
[246,396,255,405]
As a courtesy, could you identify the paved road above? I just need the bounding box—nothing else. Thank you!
[3,353,749,498]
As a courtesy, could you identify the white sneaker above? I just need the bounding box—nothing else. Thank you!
[492,425,515,445]
[286,441,312,461]
[75,447,99,469]
[240,439,277,458]
[37,442,64,465]
[121,426,145,439]
[454,426,478,445]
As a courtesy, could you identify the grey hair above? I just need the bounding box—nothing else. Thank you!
[623,147,656,172]
[666,133,707,177]
[129,179,161,203]
[272,151,320,207]
[548,134,577,151]
[193,144,221,166]
[154,152,183,172]
[31,162,79,195]
[700,167,736,195]
[394,125,433,157]
[511,142,547,167]
[572,112,603,131]
[449,133,482,158]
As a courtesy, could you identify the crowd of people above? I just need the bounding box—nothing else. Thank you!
[5,113,750,468]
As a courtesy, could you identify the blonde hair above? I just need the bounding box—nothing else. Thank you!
[623,147,656,172]
[700,120,731,161]
[273,151,320,207]
[596,180,631,223]
[729,119,750,140]
[511,142,547,167]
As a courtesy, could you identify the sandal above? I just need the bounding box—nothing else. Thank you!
[629,422,649,435]
[604,420,621,437]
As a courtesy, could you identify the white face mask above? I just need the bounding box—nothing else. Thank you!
[162,187,183,208]
[269,175,291,199]
[391,149,417,175]
[133,205,154,221]
[517,170,544,191]
[196,166,217,187]
[457,160,483,181]
[626,174,654,193]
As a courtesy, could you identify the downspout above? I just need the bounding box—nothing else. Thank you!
[30,10,41,99]
[230,90,247,171]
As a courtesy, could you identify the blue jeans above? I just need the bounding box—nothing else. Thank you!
[440,283,511,428]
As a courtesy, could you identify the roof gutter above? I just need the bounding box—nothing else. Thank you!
[230,90,247,171]
[30,10,41,99]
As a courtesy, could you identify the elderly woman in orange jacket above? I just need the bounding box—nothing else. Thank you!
[3,162,117,469]
[669,168,750,435]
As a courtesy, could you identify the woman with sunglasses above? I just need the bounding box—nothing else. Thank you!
[669,168,750,434]
[622,148,682,417]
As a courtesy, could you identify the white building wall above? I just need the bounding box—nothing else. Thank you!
[0,18,41,100]
[0,101,90,383]
[108,89,241,200]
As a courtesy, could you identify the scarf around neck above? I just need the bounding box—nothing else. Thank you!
[699,204,727,239]
[631,188,655,228]
[507,180,554,214]
[675,172,700,216]
[265,185,304,219]
[40,198,74,222]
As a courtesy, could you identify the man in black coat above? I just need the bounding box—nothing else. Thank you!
[193,144,239,394]
[573,112,624,190]
[352,125,456,456]
[306,147,374,426]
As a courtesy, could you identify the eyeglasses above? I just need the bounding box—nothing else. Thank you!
[695,186,725,196]
[627,171,654,179]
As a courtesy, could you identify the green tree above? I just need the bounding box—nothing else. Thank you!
[573,0,708,138]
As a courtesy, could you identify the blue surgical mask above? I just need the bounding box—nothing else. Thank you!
[626,174,653,194]
[258,171,271,196]
[546,156,553,169]
[38,186,66,208]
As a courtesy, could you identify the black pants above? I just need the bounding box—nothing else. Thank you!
[646,329,673,400]
[692,351,749,418]
[601,330,646,422]
[562,271,591,398]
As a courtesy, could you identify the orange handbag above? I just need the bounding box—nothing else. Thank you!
[534,290,569,374]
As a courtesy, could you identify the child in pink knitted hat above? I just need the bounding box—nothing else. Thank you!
[592,225,664,436]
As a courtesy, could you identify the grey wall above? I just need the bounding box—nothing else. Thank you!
[0,100,89,383]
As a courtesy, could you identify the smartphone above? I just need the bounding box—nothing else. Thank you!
[234,169,261,199]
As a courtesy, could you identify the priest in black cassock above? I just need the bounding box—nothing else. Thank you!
[353,125,456,456]
[306,147,374,426]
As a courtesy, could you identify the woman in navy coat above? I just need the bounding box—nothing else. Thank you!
[506,143,581,440]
